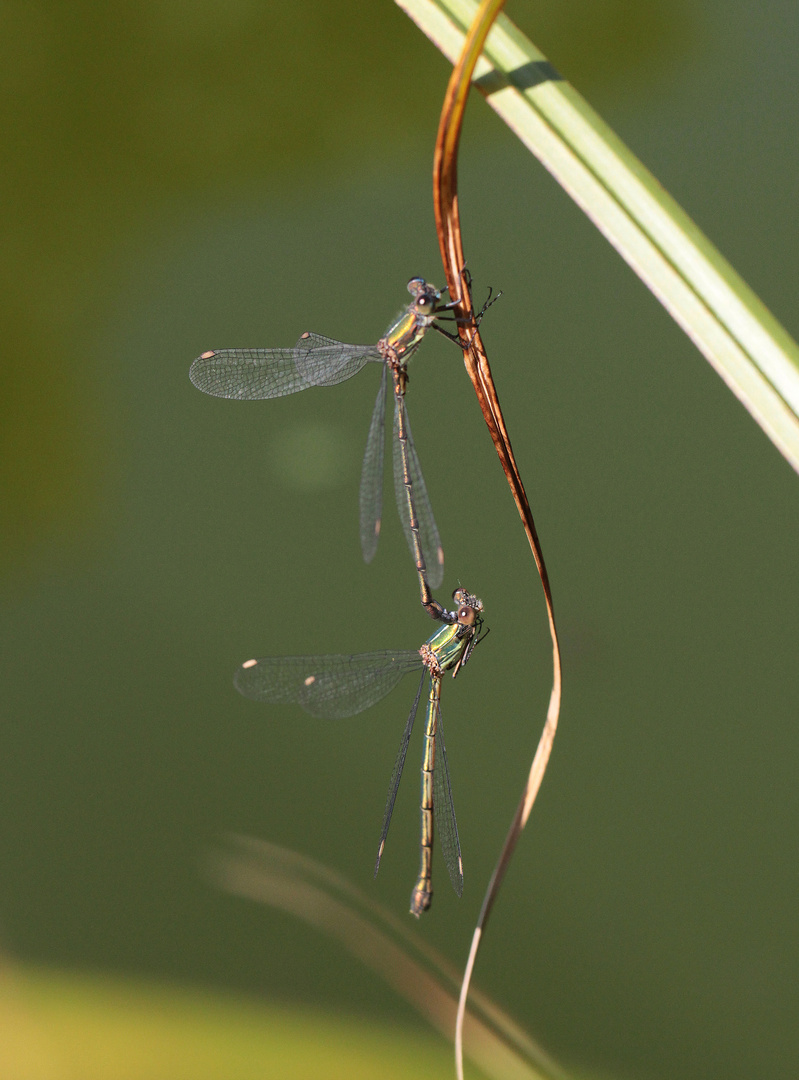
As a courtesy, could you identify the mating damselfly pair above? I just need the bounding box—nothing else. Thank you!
[191,277,492,914]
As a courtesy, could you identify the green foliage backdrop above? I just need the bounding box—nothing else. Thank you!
[1,3,798,1079]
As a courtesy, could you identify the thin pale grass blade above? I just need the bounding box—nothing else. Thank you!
[392,397,445,590]
[428,4,562,1078]
[375,671,426,877]
[398,0,799,473]
[360,364,388,563]
[211,835,568,1080]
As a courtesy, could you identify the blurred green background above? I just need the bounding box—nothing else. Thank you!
[2,1,799,1077]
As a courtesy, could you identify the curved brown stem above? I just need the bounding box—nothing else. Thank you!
[431,3,564,1078]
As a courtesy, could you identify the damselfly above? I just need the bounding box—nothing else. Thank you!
[190,278,490,615]
[235,588,486,916]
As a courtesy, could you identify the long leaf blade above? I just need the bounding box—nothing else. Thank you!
[397,0,799,472]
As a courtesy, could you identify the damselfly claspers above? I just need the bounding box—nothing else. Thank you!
[190,278,493,615]
[234,588,486,916]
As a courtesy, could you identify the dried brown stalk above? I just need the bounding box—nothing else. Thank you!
[431,2,563,1077]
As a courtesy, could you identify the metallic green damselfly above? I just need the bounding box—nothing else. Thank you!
[234,588,485,916]
[190,279,467,609]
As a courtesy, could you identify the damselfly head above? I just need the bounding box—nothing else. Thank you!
[452,588,484,628]
[406,277,441,315]
[453,587,483,615]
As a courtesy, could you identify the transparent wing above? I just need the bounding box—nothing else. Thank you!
[293,333,382,388]
[189,335,381,400]
[392,397,445,589]
[234,650,422,720]
[374,670,425,878]
[359,364,388,563]
[433,700,464,897]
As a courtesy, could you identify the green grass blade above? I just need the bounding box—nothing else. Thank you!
[397,0,799,473]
